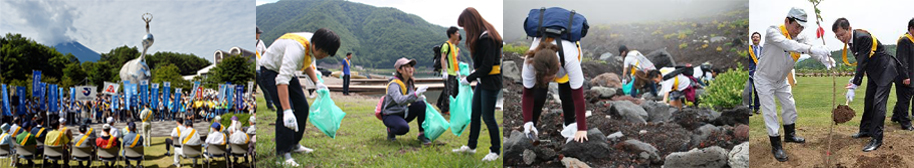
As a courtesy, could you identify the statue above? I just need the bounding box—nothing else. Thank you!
[120,13,154,84]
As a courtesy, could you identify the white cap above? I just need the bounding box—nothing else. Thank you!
[787,7,808,25]
[59,118,66,124]
[102,124,111,130]
[107,117,114,124]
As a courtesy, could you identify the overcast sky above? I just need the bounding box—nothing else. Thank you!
[750,0,912,52]
[256,0,504,35]
[1,0,256,63]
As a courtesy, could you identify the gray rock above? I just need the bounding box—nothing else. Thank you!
[502,61,522,82]
[663,146,729,168]
[728,142,749,168]
[645,48,676,68]
[561,157,592,168]
[590,73,622,88]
[505,130,534,164]
[641,101,673,123]
[610,101,648,124]
[523,149,536,165]
[691,124,722,148]
[622,139,661,163]
[712,106,751,126]
[590,86,616,98]
[606,131,624,141]
[562,128,612,161]
[599,52,614,61]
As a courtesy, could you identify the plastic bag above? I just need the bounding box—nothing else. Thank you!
[422,98,449,141]
[309,89,346,138]
[449,63,473,136]
[622,76,635,95]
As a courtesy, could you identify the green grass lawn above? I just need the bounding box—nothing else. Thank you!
[749,76,901,137]
[254,91,504,167]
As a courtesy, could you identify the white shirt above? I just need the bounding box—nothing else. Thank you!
[229,130,250,145]
[522,38,585,89]
[659,75,692,95]
[204,129,226,145]
[755,25,820,82]
[180,127,202,145]
[259,32,316,86]
[623,50,656,72]
[170,125,184,138]
[109,126,122,138]
[256,39,266,71]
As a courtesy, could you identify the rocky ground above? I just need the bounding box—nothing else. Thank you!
[502,76,750,167]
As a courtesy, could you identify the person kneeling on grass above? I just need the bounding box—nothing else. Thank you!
[379,58,432,145]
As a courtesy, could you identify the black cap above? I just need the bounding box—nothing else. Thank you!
[257,26,263,34]
[618,45,628,55]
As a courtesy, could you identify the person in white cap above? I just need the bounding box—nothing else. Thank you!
[258,28,340,166]
[834,17,910,152]
[106,117,121,138]
[755,7,835,162]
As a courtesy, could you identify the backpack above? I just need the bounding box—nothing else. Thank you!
[375,78,407,120]
[432,43,452,74]
[524,7,588,68]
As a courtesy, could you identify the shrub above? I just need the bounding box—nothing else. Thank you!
[701,63,748,109]
[503,43,530,55]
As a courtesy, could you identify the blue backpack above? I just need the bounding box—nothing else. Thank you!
[524,7,589,42]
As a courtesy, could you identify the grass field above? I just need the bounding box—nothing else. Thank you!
[749,76,914,167]
[254,90,504,168]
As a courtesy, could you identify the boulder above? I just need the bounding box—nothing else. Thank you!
[734,124,749,140]
[609,101,648,124]
[505,130,558,165]
[691,124,722,147]
[645,48,676,68]
[590,73,622,88]
[621,139,661,163]
[523,149,536,165]
[562,128,612,161]
[641,101,673,123]
[663,146,729,168]
[712,106,751,126]
[502,61,522,83]
[728,142,749,168]
[560,157,592,168]
[590,86,616,99]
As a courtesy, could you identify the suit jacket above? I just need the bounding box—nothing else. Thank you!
[897,33,914,86]
[850,30,909,87]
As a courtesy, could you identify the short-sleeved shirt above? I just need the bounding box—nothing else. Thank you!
[523,38,585,89]
[44,129,71,146]
[342,58,351,75]
[124,132,143,148]
[441,41,460,75]
[180,128,202,145]
[623,50,657,74]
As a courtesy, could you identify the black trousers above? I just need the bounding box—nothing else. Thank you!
[261,67,310,155]
[529,83,577,126]
[436,76,459,113]
[861,78,891,140]
[468,86,501,154]
[382,101,427,135]
[891,80,914,124]
[343,74,351,95]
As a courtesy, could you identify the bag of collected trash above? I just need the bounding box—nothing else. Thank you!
[422,99,449,141]
[309,89,347,138]
[449,63,473,136]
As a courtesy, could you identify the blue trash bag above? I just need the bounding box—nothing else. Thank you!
[308,89,347,138]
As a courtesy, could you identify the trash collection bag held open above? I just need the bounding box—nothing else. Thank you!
[449,63,473,136]
[309,89,346,138]
[422,97,449,141]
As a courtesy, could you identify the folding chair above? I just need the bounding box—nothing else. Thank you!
[42,145,65,168]
[228,143,249,168]
[0,144,11,167]
[13,143,37,167]
[123,143,144,168]
[181,144,203,167]
[97,146,120,167]
[205,144,228,168]
[70,145,94,168]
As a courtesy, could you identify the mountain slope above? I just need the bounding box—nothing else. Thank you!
[54,41,100,62]
[256,0,469,69]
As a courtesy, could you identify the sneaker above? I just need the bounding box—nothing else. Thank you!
[481,152,499,161]
[417,133,431,145]
[282,158,300,167]
[293,144,314,153]
[451,145,476,154]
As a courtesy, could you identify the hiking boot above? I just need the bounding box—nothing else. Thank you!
[770,136,788,162]
[783,124,805,143]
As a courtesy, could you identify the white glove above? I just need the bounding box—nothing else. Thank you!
[810,45,831,58]
[460,77,470,85]
[416,86,429,95]
[441,72,448,79]
[847,78,859,90]
[315,82,328,90]
[822,57,836,70]
[523,122,538,140]
[561,123,579,143]
[846,88,856,102]
[282,109,299,132]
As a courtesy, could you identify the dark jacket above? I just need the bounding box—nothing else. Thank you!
[850,30,909,87]
[465,32,503,90]
[898,33,914,86]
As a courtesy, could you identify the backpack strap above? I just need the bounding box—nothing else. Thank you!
[537,8,545,36]
[385,79,407,95]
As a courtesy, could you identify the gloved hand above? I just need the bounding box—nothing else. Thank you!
[441,72,448,79]
[282,109,299,132]
[846,88,856,102]
[821,57,836,70]
[810,45,831,58]
[419,95,427,101]
[560,123,579,143]
[460,77,470,85]
[416,86,429,95]
[315,82,328,90]
[523,122,538,140]
[846,78,858,90]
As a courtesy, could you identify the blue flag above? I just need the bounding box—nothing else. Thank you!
[17,86,26,116]
[1,84,11,116]
[39,82,46,111]
[48,84,58,112]
[163,82,171,109]
[139,81,148,107]
[58,87,63,112]
[151,83,159,110]
[32,70,41,96]
[111,94,118,112]
[235,85,244,111]
[174,89,183,113]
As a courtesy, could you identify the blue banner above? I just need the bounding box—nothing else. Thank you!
[48,84,58,112]
[111,94,118,112]
[32,70,41,96]
[225,84,234,109]
[163,82,171,110]
[17,86,26,116]
[58,87,63,112]
[139,81,148,107]
[235,85,244,110]
[151,83,159,110]
[70,87,76,107]
[39,82,46,111]
[174,89,182,113]
[191,81,201,100]
[2,84,11,116]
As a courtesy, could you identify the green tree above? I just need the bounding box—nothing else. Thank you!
[205,55,255,88]
[152,63,193,91]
